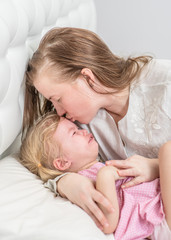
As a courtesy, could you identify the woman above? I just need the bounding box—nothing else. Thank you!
[24,27,171,229]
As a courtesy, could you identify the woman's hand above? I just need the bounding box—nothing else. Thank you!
[106,155,159,188]
[57,172,115,230]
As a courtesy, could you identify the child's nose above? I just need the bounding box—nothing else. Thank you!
[79,129,87,136]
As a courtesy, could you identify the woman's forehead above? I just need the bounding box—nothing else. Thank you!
[34,73,68,98]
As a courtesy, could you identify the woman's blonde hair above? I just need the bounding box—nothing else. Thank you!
[24,27,152,131]
[19,112,64,182]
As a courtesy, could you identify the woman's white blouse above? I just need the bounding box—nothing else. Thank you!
[45,59,171,193]
[82,59,171,161]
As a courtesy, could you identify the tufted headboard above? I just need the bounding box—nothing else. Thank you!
[0,0,114,239]
[0,0,96,159]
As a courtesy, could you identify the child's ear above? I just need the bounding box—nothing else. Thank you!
[53,158,71,171]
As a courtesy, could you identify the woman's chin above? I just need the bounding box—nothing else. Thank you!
[77,116,95,124]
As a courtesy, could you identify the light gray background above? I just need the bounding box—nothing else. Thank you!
[94,0,171,59]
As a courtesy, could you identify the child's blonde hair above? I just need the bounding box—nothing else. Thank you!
[19,112,64,182]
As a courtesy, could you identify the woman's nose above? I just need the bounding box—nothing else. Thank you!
[54,104,66,117]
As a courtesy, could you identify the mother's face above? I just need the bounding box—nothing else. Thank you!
[34,70,100,124]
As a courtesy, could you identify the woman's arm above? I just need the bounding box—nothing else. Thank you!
[57,172,115,229]
[96,166,120,234]
[159,141,171,229]
[106,155,159,188]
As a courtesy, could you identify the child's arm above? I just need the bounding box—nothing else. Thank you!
[96,165,120,234]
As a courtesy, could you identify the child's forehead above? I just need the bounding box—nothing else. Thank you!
[58,117,77,130]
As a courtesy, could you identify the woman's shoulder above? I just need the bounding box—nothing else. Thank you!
[132,58,171,88]
[150,59,171,75]
[154,58,171,67]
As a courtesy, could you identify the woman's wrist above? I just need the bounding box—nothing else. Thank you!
[57,173,74,198]
[152,158,159,178]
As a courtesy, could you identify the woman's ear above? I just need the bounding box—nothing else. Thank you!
[53,158,71,171]
[81,68,105,93]
[81,68,96,87]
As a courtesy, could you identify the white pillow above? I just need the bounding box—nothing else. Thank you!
[0,155,114,240]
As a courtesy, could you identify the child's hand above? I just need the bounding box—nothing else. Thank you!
[57,173,115,230]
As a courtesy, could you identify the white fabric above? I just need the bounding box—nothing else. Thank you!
[151,218,171,240]
[0,0,114,239]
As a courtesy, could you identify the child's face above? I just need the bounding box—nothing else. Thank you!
[52,118,98,172]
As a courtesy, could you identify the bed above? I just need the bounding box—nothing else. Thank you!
[0,0,114,239]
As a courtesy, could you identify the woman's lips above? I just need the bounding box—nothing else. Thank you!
[66,116,75,122]
[70,118,75,122]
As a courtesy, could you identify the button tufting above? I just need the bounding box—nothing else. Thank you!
[0,0,96,157]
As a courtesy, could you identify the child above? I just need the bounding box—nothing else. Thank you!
[19,112,171,240]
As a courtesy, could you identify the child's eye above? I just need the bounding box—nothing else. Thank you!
[73,131,76,135]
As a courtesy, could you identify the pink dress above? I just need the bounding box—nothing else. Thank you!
[78,162,164,240]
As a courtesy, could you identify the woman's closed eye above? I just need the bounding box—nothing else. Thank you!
[55,98,61,103]
[51,98,61,104]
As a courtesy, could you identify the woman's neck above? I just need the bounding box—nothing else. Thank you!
[103,87,130,123]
